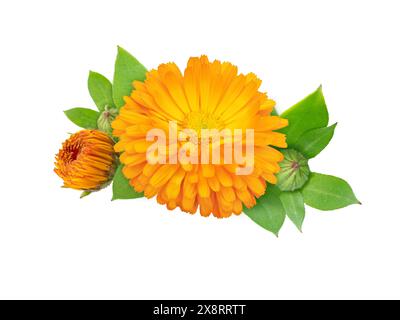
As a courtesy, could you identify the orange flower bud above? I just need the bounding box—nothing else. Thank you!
[54,130,117,191]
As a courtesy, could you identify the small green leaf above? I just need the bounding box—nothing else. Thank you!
[271,108,279,116]
[244,186,285,236]
[64,108,99,129]
[280,191,305,232]
[302,173,360,210]
[88,71,114,112]
[280,86,329,146]
[80,191,92,198]
[113,46,147,109]
[112,164,144,200]
[294,123,337,159]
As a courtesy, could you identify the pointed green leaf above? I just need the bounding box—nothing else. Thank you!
[113,46,147,108]
[88,71,114,112]
[244,186,285,236]
[280,191,305,232]
[64,108,99,129]
[294,123,337,159]
[280,86,329,146]
[112,164,144,200]
[80,191,92,198]
[302,173,360,210]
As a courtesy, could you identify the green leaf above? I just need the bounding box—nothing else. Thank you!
[280,86,329,146]
[294,123,337,159]
[280,191,305,232]
[113,46,147,108]
[80,191,92,198]
[112,164,144,200]
[88,71,114,112]
[302,172,360,210]
[271,108,279,116]
[244,186,285,236]
[64,108,99,129]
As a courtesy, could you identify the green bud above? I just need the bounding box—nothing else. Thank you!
[277,149,310,192]
[97,105,118,134]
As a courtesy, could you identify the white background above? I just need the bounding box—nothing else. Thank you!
[0,0,399,300]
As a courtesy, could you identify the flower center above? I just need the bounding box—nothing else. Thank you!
[184,112,222,135]
[63,143,82,164]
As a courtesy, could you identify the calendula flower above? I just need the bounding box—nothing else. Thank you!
[112,55,288,217]
[54,130,117,191]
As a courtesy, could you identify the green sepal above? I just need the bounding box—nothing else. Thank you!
[112,164,144,200]
[64,108,99,129]
[280,191,305,232]
[88,71,115,112]
[294,123,337,159]
[80,191,92,198]
[113,46,147,109]
[244,185,285,237]
[280,86,329,146]
[302,172,360,210]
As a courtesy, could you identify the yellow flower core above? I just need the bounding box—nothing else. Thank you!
[54,130,116,190]
[112,55,288,218]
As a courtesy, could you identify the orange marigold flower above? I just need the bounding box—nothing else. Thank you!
[54,130,117,191]
[112,56,288,218]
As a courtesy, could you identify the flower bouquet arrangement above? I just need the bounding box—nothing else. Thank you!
[55,47,359,236]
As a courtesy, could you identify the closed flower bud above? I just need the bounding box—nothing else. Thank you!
[97,105,118,134]
[277,149,310,191]
[54,130,117,191]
